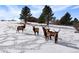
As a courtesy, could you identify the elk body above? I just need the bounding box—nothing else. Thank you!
[17,23,26,32]
[42,27,49,40]
[47,30,58,43]
[33,26,39,35]
[42,27,59,43]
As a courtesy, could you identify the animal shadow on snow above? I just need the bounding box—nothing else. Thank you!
[23,32,44,38]
[57,40,79,50]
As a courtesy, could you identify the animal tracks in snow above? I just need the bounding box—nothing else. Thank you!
[0,26,47,53]
[0,22,79,53]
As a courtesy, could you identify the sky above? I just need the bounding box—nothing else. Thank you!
[0,5,79,21]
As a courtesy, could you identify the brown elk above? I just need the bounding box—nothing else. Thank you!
[33,26,39,35]
[47,30,59,43]
[42,27,49,41]
[16,23,26,32]
[42,27,60,43]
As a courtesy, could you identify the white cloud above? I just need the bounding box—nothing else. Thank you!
[29,5,44,18]
[71,6,79,9]
[50,5,71,12]
[0,5,44,20]
[0,5,21,20]
[6,5,21,19]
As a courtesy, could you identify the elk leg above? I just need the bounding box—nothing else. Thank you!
[33,31,35,35]
[37,31,39,35]
[55,33,58,43]
[22,30,24,33]
[45,36,48,41]
[35,31,36,35]
[50,36,52,40]
[16,30,19,33]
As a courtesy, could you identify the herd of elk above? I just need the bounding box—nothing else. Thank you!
[16,22,60,43]
[42,27,59,43]
[33,26,39,35]
[16,23,26,32]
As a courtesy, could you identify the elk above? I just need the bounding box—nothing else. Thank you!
[42,27,60,43]
[47,30,59,43]
[16,23,26,32]
[42,27,49,41]
[33,26,39,35]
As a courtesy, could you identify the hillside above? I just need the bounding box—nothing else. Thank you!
[0,21,79,53]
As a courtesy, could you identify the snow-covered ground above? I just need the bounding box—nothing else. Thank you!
[0,21,79,53]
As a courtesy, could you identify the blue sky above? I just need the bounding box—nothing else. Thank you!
[0,5,79,20]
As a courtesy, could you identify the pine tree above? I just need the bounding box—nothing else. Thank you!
[71,18,79,25]
[39,14,45,23]
[19,6,31,23]
[60,12,72,25]
[73,18,78,23]
[39,5,54,25]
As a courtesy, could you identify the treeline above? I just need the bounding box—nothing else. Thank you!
[52,12,79,26]
[19,5,79,26]
[19,5,54,25]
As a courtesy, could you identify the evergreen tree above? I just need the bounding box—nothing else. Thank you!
[71,18,79,25]
[73,18,78,23]
[39,5,54,25]
[60,12,72,25]
[39,14,45,23]
[19,6,31,23]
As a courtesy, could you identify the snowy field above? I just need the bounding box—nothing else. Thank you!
[0,21,79,53]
